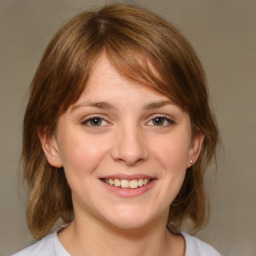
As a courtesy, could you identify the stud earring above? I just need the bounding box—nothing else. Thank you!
[189,160,193,164]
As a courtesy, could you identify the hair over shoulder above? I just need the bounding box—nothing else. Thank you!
[22,3,219,239]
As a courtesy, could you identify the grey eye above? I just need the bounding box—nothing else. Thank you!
[88,118,103,126]
[152,117,165,126]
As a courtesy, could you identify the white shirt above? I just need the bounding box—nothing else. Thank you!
[12,231,221,256]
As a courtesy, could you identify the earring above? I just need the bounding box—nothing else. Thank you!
[189,160,193,164]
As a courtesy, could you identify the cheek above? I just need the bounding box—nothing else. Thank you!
[57,132,110,176]
[152,134,191,171]
[57,134,111,203]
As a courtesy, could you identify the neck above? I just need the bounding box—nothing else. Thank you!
[58,212,184,256]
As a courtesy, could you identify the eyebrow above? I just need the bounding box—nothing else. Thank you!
[71,101,115,112]
[143,101,173,110]
[71,100,173,112]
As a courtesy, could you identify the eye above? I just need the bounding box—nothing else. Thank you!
[147,116,175,127]
[81,117,108,127]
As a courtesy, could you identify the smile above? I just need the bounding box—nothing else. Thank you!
[104,178,151,189]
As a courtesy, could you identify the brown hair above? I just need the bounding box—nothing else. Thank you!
[22,4,219,238]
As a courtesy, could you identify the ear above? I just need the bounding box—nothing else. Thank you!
[38,129,63,168]
[187,131,204,168]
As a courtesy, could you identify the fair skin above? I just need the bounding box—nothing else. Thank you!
[41,54,204,256]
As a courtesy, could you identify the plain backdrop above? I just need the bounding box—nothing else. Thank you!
[0,0,255,255]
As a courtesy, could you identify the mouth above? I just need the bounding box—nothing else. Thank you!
[99,175,156,197]
[101,178,152,189]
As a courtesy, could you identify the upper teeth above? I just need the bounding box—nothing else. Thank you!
[105,178,150,189]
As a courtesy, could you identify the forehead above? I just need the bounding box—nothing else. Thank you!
[75,54,172,104]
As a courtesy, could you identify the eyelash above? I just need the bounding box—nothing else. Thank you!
[81,115,175,128]
[146,116,175,127]
[81,116,109,127]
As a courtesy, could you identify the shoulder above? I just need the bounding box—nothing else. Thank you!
[181,231,222,256]
[11,232,68,256]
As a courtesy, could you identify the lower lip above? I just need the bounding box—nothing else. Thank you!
[101,179,156,198]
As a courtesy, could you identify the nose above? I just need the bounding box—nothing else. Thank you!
[111,124,149,166]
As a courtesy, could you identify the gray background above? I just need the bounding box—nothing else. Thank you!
[1,0,255,255]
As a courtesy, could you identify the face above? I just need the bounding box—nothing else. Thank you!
[42,54,203,230]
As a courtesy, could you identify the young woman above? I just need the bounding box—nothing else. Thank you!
[13,4,221,256]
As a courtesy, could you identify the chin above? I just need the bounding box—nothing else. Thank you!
[113,218,150,230]
[102,206,162,231]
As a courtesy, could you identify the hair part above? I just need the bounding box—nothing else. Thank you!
[22,4,219,238]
